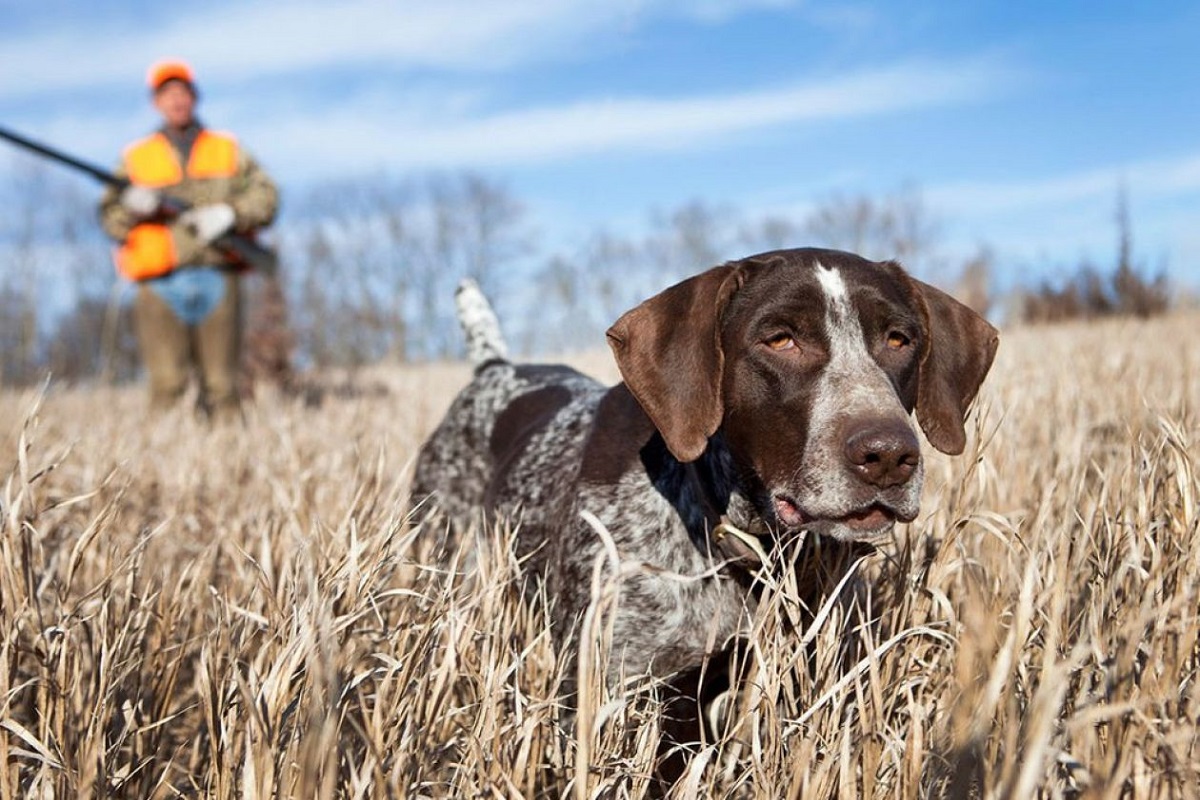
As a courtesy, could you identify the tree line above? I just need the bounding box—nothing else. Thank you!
[0,159,1175,390]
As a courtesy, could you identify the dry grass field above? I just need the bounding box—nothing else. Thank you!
[1,312,1197,799]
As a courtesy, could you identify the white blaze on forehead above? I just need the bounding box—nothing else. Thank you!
[815,261,849,307]
[815,261,862,352]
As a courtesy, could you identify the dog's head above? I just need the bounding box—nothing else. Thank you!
[606,248,999,543]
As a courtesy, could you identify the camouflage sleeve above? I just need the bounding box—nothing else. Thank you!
[229,150,279,232]
[97,163,135,242]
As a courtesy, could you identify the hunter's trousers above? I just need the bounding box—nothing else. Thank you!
[133,270,242,423]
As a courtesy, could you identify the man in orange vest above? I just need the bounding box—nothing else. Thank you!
[99,59,279,422]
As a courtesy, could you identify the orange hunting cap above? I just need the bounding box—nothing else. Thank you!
[146,59,196,93]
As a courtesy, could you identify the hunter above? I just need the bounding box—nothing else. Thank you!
[98,59,278,422]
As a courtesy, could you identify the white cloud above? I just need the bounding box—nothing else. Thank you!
[923,152,1200,277]
[1,53,1015,200]
[244,57,1011,175]
[0,0,804,99]
[665,0,797,23]
[926,153,1200,217]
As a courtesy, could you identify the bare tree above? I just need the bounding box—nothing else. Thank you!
[407,173,530,359]
[526,201,746,354]
[739,215,802,253]
[644,199,738,281]
[46,296,139,382]
[1,160,47,385]
[804,183,941,268]
[241,272,295,395]
[284,172,530,365]
[1018,185,1168,324]
[804,193,878,255]
[955,245,994,316]
[1111,182,1168,318]
[0,159,116,386]
[461,174,528,294]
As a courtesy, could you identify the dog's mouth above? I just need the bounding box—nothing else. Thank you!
[772,495,910,540]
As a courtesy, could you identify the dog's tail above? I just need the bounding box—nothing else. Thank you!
[455,278,509,366]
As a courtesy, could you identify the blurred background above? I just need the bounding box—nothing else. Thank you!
[1,0,1197,387]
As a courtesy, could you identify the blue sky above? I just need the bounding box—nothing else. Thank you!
[2,0,1198,289]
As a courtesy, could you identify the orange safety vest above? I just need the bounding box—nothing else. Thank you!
[115,130,239,280]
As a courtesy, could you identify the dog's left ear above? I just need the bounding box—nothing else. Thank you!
[909,277,1000,455]
[607,265,743,462]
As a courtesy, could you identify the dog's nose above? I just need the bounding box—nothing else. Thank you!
[844,421,920,488]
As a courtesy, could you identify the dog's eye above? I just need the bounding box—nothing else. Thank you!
[886,331,911,350]
[765,333,797,352]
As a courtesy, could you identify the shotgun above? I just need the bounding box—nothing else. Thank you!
[0,123,277,275]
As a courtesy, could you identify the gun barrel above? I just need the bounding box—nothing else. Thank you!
[0,124,125,186]
[0,123,277,274]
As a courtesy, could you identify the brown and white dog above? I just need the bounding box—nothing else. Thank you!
[412,247,998,683]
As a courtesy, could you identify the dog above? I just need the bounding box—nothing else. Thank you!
[411,247,998,685]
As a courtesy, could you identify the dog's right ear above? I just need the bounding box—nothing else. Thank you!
[606,265,742,463]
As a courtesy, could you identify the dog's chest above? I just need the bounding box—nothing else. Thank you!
[485,378,753,675]
[553,469,751,675]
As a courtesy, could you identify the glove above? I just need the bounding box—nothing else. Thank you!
[181,203,236,244]
[119,185,162,218]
